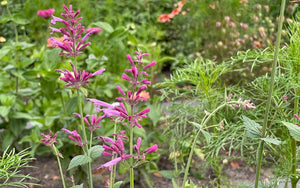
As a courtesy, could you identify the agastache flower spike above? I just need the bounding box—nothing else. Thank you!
[74,113,104,131]
[41,130,57,149]
[56,63,105,89]
[61,128,84,147]
[49,4,100,57]
[134,137,158,160]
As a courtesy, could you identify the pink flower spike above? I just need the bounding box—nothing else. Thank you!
[121,73,131,81]
[51,16,64,24]
[101,157,122,170]
[134,119,142,128]
[37,9,55,18]
[134,137,142,154]
[126,54,135,66]
[86,27,102,34]
[88,99,114,108]
[136,85,147,96]
[92,68,106,76]
[41,130,57,149]
[137,108,150,116]
[143,61,157,69]
[99,136,115,144]
[294,114,300,121]
[102,151,113,156]
[116,86,125,96]
[144,144,158,154]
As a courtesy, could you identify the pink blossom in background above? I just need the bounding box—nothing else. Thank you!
[37,8,55,18]
[61,128,85,147]
[86,27,102,34]
[41,130,57,149]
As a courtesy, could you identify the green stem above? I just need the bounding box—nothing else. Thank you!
[60,92,69,128]
[130,114,134,188]
[182,102,229,188]
[77,90,93,188]
[53,145,66,188]
[254,1,286,187]
[291,88,299,188]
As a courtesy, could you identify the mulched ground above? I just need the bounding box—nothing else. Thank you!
[2,155,276,188]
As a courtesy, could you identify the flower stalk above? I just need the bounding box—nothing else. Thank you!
[53,145,66,188]
[254,0,286,187]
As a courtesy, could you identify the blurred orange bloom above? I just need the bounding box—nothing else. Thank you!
[131,90,150,101]
[209,3,216,9]
[177,0,185,8]
[47,36,67,47]
[170,7,182,18]
[253,41,262,48]
[0,36,6,43]
[158,14,172,23]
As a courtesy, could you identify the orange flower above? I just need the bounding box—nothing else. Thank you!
[170,7,182,18]
[209,3,216,9]
[47,36,67,47]
[0,36,6,43]
[253,41,262,48]
[178,0,185,8]
[158,14,172,23]
[131,90,150,101]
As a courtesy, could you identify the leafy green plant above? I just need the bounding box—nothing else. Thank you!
[0,147,38,188]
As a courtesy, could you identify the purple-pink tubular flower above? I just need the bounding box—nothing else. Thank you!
[61,128,84,147]
[295,114,300,121]
[74,113,104,131]
[134,137,158,160]
[143,61,157,69]
[86,27,102,34]
[37,8,55,18]
[49,4,93,57]
[98,132,132,170]
[56,63,105,89]
[100,154,132,170]
[41,130,57,149]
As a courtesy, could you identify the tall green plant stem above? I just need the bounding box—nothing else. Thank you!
[77,90,93,188]
[130,105,134,188]
[53,145,66,188]
[291,88,299,188]
[254,0,286,187]
[182,102,232,188]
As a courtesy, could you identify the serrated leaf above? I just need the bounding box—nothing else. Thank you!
[0,46,11,59]
[67,155,91,170]
[261,137,281,145]
[242,115,262,139]
[11,112,32,119]
[158,170,176,179]
[65,97,78,114]
[0,106,10,118]
[89,145,104,159]
[91,21,114,33]
[282,121,300,141]
[70,184,83,188]
[113,181,123,188]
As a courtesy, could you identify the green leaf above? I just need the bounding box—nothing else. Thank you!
[0,14,11,24]
[43,49,61,70]
[200,129,211,144]
[11,112,32,119]
[190,121,201,129]
[67,155,91,170]
[261,137,281,145]
[9,119,26,137]
[91,21,114,33]
[0,106,10,118]
[172,179,179,188]
[89,145,104,160]
[159,170,176,179]
[108,27,127,40]
[12,15,30,25]
[148,104,161,126]
[70,184,83,188]
[118,162,130,175]
[133,126,146,138]
[242,115,262,139]
[65,97,78,114]
[113,181,123,188]
[23,70,40,82]
[282,121,300,141]
[2,132,14,150]
[0,46,11,59]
